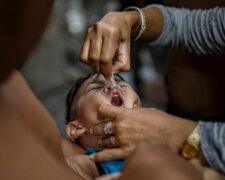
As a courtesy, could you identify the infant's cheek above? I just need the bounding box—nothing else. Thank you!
[96,97,111,106]
[123,95,134,108]
[124,102,133,108]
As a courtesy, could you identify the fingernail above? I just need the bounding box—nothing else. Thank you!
[105,73,111,81]
[89,154,95,160]
[89,128,93,135]
[105,76,110,81]
[98,139,102,146]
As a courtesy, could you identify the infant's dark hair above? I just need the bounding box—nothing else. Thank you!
[65,74,94,124]
[65,74,125,124]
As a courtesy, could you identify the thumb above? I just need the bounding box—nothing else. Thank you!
[98,104,124,119]
[89,148,126,162]
[113,41,130,73]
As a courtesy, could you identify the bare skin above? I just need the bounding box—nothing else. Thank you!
[88,104,197,161]
[62,74,141,179]
[80,1,225,119]
[66,74,141,150]
[80,8,163,79]
[95,144,222,180]
[1,0,223,179]
[0,71,82,179]
[0,1,173,179]
[120,144,203,180]
[0,0,168,179]
[80,3,225,118]
[62,140,222,180]
[0,1,82,179]
[79,1,225,168]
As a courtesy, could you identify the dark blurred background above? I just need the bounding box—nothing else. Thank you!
[21,0,167,137]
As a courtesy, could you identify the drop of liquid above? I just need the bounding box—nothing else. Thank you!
[110,73,117,92]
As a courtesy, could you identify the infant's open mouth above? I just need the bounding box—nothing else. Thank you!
[110,88,123,106]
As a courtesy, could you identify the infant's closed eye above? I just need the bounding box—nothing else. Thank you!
[119,84,129,88]
[90,86,103,91]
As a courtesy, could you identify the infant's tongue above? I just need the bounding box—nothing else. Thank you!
[111,94,123,106]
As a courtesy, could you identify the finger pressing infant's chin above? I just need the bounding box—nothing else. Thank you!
[88,122,107,135]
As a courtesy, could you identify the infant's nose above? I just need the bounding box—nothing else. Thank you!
[103,84,112,92]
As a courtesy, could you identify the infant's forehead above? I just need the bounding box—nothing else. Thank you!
[84,74,124,86]
[75,74,111,100]
[82,74,104,87]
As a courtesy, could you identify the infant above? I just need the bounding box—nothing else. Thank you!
[64,73,141,179]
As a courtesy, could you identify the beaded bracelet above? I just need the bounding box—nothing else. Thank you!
[123,6,146,41]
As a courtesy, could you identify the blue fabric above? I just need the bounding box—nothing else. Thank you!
[86,148,124,175]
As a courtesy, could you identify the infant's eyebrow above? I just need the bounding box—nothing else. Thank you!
[91,74,101,84]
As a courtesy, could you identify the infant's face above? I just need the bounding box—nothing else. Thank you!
[70,74,141,150]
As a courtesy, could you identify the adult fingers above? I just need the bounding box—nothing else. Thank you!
[96,172,122,180]
[98,135,119,148]
[98,104,124,119]
[89,148,126,161]
[113,41,130,73]
[88,37,102,74]
[89,121,115,136]
[99,37,118,80]
[80,30,91,65]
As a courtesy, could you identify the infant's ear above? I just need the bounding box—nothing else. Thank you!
[66,121,87,140]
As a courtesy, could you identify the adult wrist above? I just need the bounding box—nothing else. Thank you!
[123,7,164,42]
[169,116,197,154]
[123,8,144,40]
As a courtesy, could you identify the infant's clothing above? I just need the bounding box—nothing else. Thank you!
[86,148,124,175]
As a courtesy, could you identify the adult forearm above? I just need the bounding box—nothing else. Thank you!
[147,5,225,54]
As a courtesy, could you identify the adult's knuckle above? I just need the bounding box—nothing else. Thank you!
[87,27,93,34]
[99,55,111,64]
[79,54,87,63]
[94,22,103,31]
[93,126,101,134]
[88,54,99,62]
[109,26,119,35]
